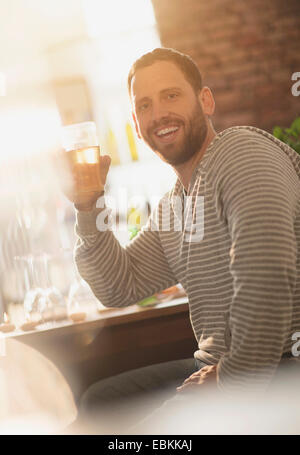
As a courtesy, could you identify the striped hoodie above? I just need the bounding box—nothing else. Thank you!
[75,126,300,394]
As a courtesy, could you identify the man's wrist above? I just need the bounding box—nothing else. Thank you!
[74,202,95,212]
[74,191,105,212]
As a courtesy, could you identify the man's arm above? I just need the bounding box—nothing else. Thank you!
[74,197,178,308]
[211,131,299,394]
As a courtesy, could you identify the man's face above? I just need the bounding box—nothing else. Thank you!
[131,60,208,166]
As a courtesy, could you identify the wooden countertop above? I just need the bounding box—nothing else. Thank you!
[4,296,189,339]
[3,297,196,402]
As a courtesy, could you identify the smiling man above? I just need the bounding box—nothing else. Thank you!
[130,60,211,167]
[129,53,215,188]
[71,48,300,433]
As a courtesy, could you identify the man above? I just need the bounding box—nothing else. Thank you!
[70,48,300,432]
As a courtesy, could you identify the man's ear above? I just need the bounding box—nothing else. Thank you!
[132,111,142,139]
[198,87,215,117]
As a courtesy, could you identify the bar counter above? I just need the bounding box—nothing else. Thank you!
[4,298,196,402]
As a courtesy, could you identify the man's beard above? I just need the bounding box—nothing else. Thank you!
[142,101,208,166]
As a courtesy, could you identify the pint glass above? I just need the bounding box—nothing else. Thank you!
[61,121,102,198]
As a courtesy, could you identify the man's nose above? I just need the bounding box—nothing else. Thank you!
[151,101,169,124]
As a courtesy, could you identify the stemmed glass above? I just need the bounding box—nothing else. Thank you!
[38,253,68,322]
[15,253,67,326]
[10,190,68,326]
[15,254,45,325]
[67,270,96,322]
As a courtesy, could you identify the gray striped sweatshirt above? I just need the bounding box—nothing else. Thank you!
[75,126,300,394]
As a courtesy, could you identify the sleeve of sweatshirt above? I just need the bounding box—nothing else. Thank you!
[211,131,299,394]
[74,195,178,308]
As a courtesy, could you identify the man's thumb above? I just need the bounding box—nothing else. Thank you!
[100,155,111,182]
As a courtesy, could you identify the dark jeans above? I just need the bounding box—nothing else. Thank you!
[73,357,300,434]
[76,357,207,434]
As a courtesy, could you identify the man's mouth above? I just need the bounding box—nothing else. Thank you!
[154,125,180,143]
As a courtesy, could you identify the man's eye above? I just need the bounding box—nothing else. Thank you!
[139,103,149,112]
[166,93,179,101]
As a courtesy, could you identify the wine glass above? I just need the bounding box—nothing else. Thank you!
[39,254,68,322]
[67,270,100,322]
[17,255,44,325]
[15,254,67,326]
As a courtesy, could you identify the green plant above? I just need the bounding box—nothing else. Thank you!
[128,225,140,240]
[273,117,300,154]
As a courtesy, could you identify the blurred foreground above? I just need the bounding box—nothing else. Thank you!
[0,338,299,435]
[0,338,77,434]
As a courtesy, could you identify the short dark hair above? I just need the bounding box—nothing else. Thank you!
[127,47,203,96]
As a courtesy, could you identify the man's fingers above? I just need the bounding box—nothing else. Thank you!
[182,368,210,384]
[177,364,218,394]
[177,381,203,393]
[184,370,202,381]
[183,375,200,385]
[100,154,111,169]
[184,373,208,384]
[99,155,111,183]
[182,373,207,386]
[183,376,201,384]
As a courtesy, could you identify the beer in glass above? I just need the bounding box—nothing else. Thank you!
[61,122,102,199]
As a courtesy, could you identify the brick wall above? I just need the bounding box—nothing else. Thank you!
[151,0,300,133]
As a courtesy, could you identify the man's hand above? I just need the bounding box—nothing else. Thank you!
[176,364,218,393]
[60,154,111,211]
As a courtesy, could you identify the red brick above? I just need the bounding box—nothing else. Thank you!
[216,111,256,129]
[152,0,300,132]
